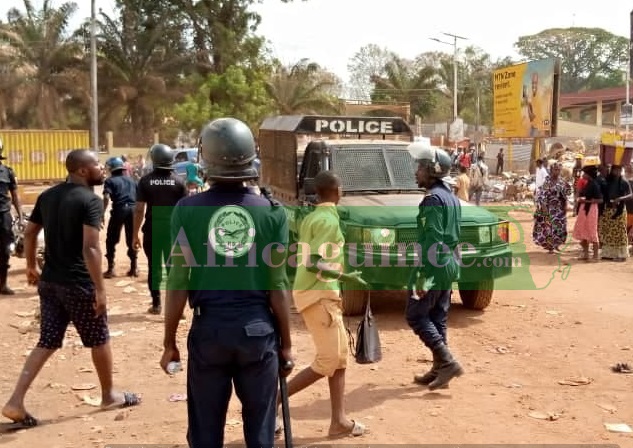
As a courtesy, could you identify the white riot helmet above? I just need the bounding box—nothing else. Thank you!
[407,138,452,178]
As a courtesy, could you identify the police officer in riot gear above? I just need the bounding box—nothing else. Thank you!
[406,141,464,390]
[160,118,294,448]
[0,138,23,295]
[103,157,138,278]
[133,144,187,314]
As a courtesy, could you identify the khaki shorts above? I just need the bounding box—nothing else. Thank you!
[301,298,349,377]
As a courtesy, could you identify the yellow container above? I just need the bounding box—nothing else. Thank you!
[0,130,90,183]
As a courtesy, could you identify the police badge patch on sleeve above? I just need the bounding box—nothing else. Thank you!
[208,205,256,258]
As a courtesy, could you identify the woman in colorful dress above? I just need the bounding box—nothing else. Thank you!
[572,165,602,261]
[599,165,632,261]
[533,162,572,254]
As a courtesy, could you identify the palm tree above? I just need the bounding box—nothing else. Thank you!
[265,59,342,115]
[371,56,440,121]
[0,0,84,128]
[95,6,190,145]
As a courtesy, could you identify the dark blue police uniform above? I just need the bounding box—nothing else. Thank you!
[406,180,461,350]
[170,183,289,448]
[104,171,138,266]
[136,170,188,308]
[0,163,17,289]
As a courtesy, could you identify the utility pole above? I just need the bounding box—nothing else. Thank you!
[628,10,633,135]
[443,32,467,122]
[430,33,467,121]
[90,0,99,151]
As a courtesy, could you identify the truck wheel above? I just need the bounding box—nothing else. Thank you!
[458,279,494,310]
[341,288,368,316]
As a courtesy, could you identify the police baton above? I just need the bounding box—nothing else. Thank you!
[279,359,294,448]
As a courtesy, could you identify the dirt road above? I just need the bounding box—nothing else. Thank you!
[0,205,631,446]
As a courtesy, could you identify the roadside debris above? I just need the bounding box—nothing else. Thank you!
[557,377,593,386]
[528,411,561,421]
[604,423,632,433]
[71,383,97,391]
[168,393,187,402]
[611,363,633,374]
[596,403,617,414]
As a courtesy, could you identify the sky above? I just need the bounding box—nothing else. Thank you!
[2,0,631,82]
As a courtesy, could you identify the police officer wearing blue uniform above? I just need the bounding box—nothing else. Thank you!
[103,157,138,278]
[406,141,464,391]
[0,138,23,295]
[160,117,294,448]
[133,144,188,314]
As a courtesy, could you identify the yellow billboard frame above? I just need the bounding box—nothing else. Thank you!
[492,58,561,139]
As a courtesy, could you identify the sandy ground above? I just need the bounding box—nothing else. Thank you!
[0,192,632,447]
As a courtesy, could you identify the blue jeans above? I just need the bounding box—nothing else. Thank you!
[405,289,451,351]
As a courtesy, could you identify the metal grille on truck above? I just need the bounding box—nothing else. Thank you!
[396,227,481,246]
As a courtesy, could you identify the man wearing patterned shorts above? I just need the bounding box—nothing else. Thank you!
[1,149,141,429]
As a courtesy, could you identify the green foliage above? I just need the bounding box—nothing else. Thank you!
[172,65,273,133]
[514,27,628,93]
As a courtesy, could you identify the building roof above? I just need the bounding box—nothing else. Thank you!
[560,86,628,108]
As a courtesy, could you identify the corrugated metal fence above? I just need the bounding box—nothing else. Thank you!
[483,143,532,173]
[0,130,90,183]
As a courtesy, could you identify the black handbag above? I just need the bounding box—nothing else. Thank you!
[349,298,382,364]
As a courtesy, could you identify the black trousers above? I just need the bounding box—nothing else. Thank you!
[186,314,279,448]
[0,211,14,278]
[142,228,171,305]
[406,289,451,351]
[105,205,136,262]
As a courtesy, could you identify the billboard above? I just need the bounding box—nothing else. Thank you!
[492,58,560,138]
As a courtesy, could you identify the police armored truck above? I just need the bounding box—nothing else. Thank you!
[259,115,513,316]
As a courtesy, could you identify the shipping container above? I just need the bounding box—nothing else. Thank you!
[0,130,90,183]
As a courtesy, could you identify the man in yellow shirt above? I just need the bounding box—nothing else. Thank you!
[454,165,470,201]
[276,171,367,438]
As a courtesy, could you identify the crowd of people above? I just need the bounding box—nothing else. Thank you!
[448,144,490,206]
[532,154,633,261]
[0,123,469,448]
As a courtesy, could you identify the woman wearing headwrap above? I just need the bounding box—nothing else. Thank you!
[599,165,632,261]
[572,165,602,261]
[533,162,572,253]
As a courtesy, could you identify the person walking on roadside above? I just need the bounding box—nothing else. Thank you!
[454,165,470,202]
[102,157,138,278]
[405,141,464,390]
[572,164,602,261]
[159,118,294,448]
[0,137,24,294]
[1,149,141,429]
[275,170,368,438]
[496,148,504,175]
[533,162,571,254]
[133,144,188,315]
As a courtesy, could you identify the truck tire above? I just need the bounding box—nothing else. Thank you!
[458,279,494,310]
[341,288,368,316]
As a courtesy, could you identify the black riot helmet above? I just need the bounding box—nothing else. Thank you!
[149,143,174,169]
[199,118,258,181]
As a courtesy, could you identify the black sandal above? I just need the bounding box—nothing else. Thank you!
[4,412,38,429]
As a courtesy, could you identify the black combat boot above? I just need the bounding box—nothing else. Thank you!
[147,291,161,315]
[428,343,464,391]
[414,353,440,385]
[103,259,115,278]
[127,258,138,277]
[0,267,14,295]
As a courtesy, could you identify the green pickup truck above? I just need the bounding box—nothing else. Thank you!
[259,115,513,316]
